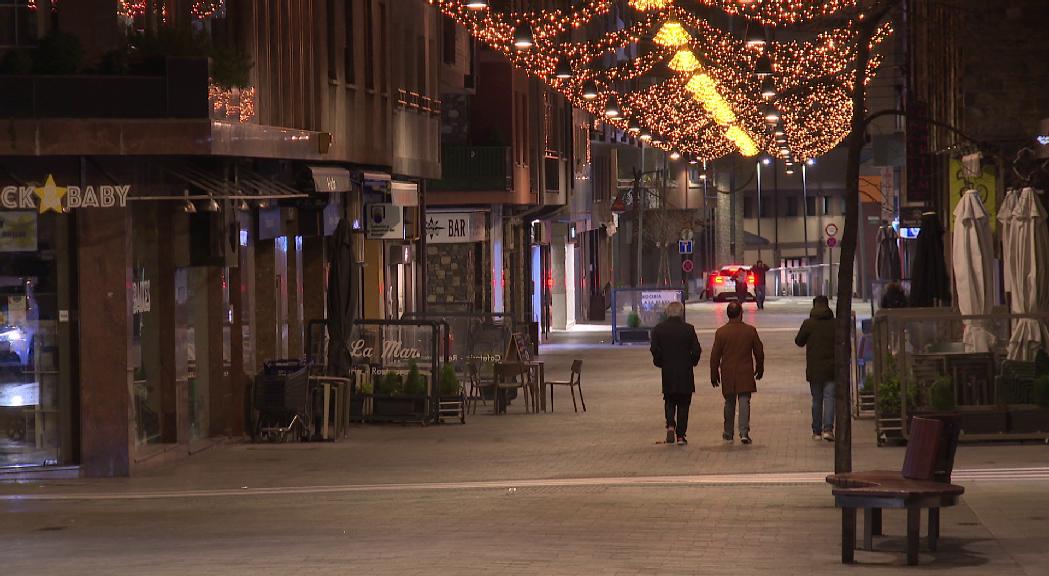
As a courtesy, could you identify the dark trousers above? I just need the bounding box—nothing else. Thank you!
[755,286,766,309]
[664,393,692,438]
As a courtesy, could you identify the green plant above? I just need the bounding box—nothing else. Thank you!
[377,371,403,396]
[1033,376,1049,409]
[403,362,427,396]
[876,359,916,418]
[357,375,374,395]
[627,310,641,329]
[210,44,253,89]
[32,31,84,74]
[929,376,957,412]
[439,364,460,396]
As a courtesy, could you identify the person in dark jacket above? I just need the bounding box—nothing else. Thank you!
[710,301,764,444]
[650,301,702,445]
[752,260,771,310]
[795,295,836,441]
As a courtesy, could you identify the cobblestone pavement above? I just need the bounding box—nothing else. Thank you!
[1,299,1047,574]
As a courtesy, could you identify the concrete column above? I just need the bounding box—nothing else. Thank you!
[78,207,132,477]
[287,237,304,358]
[301,236,327,358]
[254,241,276,373]
[550,223,567,331]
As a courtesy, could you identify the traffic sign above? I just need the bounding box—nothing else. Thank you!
[682,259,695,273]
[678,240,693,255]
[610,193,627,214]
[825,223,839,237]
[827,237,838,248]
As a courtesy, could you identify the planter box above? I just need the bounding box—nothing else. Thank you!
[958,410,1008,436]
[617,328,650,344]
[350,394,373,422]
[1008,407,1049,434]
[372,395,428,421]
[437,394,466,424]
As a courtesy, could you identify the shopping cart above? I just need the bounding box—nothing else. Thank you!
[252,359,311,442]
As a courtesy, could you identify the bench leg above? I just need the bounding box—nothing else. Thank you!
[871,507,882,536]
[928,507,940,552]
[863,508,876,550]
[842,507,857,564]
[906,507,921,566]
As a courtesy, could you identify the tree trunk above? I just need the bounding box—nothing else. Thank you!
[834,10,883,475]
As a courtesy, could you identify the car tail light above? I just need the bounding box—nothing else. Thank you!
[714,276,724,284]
[747,274,756,285]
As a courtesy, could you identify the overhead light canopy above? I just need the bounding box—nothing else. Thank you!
[653,20,691,49]
[604,94,622,118]
[513,22,534,49]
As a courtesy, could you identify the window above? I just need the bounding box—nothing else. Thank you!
[417,34,426,93]
[442,17,456,65]
[344,0,356,84]
[822,196,831,215]
[327,0,337,80]
[364,0,374,90]
[759,196,773,218]
[841,196,848,215]
[0,0,37,47]
[785,196,799,217]
[743,196,755,219]
[379,2,387,93]
[806,196,816,217]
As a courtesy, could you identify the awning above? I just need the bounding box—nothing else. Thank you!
[391,181,419,207]
[309,166,352,193]
[157,163,305,200]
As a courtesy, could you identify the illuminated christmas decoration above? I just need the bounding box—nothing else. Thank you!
[428,0,892,161]
[653,20,690,49]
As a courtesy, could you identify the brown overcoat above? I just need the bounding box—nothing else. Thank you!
[710,318,765,397]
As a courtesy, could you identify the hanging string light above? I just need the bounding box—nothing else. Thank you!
[653,20,691,48]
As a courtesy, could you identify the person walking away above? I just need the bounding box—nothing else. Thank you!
[734,268,750,305]
[795,295,836,441]
[710,301,764,444]
[650,301,702,445]
[752,260,771,310]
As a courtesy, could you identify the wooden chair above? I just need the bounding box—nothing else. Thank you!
[826,416,963,566]
[494,362,532,414]
[465,362,497,415]
[546,360,585,413]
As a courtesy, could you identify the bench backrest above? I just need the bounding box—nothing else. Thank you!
[902,417,944,481]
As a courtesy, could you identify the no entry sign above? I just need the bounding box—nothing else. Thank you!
[681,259,695,273]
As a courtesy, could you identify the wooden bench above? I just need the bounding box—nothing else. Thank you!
[826,416,963,565]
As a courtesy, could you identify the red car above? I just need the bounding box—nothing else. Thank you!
[705,265,756,302]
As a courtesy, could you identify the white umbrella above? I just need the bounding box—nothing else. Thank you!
[952,189,996,352]
[997,189,1019,301]
[1006,187,1049,361]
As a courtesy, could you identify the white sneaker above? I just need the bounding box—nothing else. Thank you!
[812,433,822,441]
[822,431,835,442]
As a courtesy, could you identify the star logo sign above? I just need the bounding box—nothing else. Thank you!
[425,217,444,240]
[34,175,67,214]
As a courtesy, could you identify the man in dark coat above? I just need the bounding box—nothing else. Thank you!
[710,301,764,444]
[752,260,771,310]
[795,295,836,441]
[650,301,702,445]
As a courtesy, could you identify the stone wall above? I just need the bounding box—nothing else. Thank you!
[425,243,476,309]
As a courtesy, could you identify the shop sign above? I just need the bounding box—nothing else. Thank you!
[350,339,422,360]
[366,203,404,240]
[1,175,129,214]
[132,280,151,314]
[0,212,37,252]
[424,211,486,244]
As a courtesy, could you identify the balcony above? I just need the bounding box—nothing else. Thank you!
[431,146,511,192]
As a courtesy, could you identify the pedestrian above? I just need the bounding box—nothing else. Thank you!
[880,282,908,309]
[752,260,771,310]
[650,301,702,445]
[795,295,836,441]
[710,301,764,444]
[734,267,749,305]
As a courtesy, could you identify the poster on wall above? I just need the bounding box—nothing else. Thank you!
[0,212,37,252]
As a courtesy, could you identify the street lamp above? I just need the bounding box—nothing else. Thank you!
[760,76,776,99]
[553,56,572,79]
[745,23,766,48]
[582,79,599,100]
[513,22,534,49]
[465,0,488,9]
[604,94,622,118]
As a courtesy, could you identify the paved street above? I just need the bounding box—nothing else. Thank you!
[2,299,1048,575]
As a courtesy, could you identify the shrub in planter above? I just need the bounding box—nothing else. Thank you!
[376,371,403,396]
[876,362,915,419]
[929,376,956,412]
[439,364,461,397]
[1009,376,1049,434]
[403,362,427,397]
[627,310,641,329]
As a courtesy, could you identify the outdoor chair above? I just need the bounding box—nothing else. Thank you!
[546,359,585,413]
[493,362,532,414]
[466,362,497,415]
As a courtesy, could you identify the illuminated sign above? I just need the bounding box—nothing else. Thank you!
[1,175,129,214]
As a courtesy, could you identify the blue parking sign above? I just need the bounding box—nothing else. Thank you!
[678,240,693,255]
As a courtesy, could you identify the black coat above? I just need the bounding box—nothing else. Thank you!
[795,302,836,383]
[650,317,702,395]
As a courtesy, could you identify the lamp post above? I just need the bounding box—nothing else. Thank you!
[802,162,811,295]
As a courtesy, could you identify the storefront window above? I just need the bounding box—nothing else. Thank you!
[131,204,165,446]
[0,211,62,467]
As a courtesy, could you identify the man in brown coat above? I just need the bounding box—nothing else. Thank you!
[710,301,765,444]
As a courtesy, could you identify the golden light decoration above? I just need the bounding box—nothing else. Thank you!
[628,0,671,11]
[653,20,691,48]
[667,49,701,73]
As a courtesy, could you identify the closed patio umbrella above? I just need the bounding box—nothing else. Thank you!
[996,189,1019,302]
[910,212,951,307]
[952,190,995,352]
[875,223,901,281]
[327,218,356,374]
[1006,188,1049,361]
